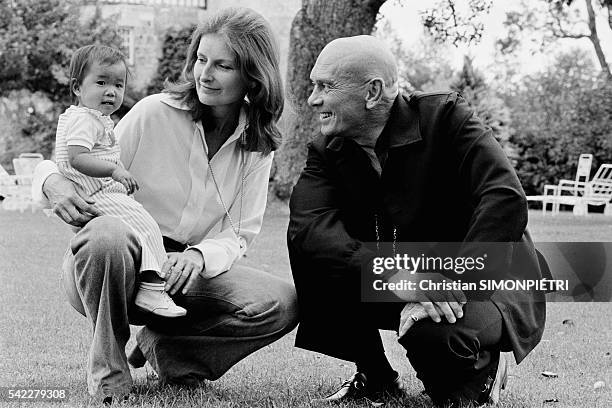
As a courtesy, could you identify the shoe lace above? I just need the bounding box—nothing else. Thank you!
[160,291,175,306]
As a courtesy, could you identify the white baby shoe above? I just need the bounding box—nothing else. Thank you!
[135,282,187,318]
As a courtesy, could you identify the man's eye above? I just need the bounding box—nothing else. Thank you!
[197,57,206,63]
[96,81,105,85]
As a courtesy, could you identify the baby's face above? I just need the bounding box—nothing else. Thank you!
[74,61,126,116]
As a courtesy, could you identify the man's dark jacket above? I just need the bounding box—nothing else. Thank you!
[288,91,549,364]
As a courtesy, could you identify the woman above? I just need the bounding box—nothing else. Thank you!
[34,7,297,402]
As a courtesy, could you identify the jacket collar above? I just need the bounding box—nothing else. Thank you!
[380,93,422,148]
[325,93,421,152]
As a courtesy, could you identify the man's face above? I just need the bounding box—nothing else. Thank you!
[308,56,366,139]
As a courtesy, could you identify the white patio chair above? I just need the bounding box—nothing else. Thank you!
[528,163,612,215]
[12,152,43,177]
[527,154,592,214]
[1,153,44,213]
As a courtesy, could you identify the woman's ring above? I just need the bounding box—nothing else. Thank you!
[410,315,419,323]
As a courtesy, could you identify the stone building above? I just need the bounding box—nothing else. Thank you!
[87,0,301,94]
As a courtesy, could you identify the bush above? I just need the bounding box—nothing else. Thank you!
[451,56,513,156]
[509,49,612,195]
[0,0,123,168]
[146,25,194,95]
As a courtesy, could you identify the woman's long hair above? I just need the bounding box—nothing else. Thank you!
[165,7,284,155]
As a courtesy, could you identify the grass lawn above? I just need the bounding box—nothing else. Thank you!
[1,203,611,407]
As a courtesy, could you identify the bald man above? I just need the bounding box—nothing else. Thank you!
[288,35,548,406]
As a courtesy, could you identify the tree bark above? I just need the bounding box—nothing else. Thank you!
[604,0,612,31]
[585,0,612,79]
[273,0,387,199]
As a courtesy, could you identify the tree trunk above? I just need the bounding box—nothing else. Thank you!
[604,0,612,31]
[585,0,612,79]
[273,0,387,200]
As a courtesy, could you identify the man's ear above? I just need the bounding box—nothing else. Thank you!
[71,78,81,97]
[365,78,384,110]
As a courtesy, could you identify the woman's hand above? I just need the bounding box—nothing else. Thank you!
[45,173,102,227]
[162,249,205,295]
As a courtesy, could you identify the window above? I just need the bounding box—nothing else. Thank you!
[118,27,135,66]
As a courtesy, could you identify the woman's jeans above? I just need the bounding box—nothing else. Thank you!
[62,216,298,397]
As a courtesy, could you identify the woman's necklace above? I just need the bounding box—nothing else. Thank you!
[206,139,246,244]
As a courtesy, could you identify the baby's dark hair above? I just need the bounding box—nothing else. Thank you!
[69,45,129,104]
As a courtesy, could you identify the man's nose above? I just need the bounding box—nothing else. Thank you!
[307,88,321,107]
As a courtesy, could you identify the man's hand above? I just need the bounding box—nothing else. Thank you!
[162,249,205,295]
[44,173,102,227]
[398,302,430,338]
[388,271,467,324]
[111,167,139,194]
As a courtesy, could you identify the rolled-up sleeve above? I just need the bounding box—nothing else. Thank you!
[31,160,60,208]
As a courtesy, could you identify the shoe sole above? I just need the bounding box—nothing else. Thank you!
[135,304,187,318]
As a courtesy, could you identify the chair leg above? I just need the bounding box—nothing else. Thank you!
[573,203,587,215]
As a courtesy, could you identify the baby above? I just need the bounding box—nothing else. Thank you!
[54,44,185,318]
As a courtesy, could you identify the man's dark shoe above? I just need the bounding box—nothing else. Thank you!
[127,344,147,368]
[425,352,509,407]
[313,371,404,404]
[102,394,130,405]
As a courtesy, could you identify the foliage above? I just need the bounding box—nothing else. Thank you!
[549,0,612,31]
[373,19,455,94]
[0,0,122,103]
[450,56,513,155]
[146,25,194,95]
[421,0,493,46]
[497,0,611,79]
[508,48,612,195]
[0,0,123,168]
